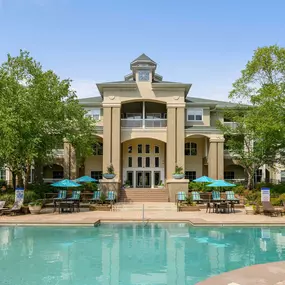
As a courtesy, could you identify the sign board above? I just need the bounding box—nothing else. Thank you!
[261,187,270,202]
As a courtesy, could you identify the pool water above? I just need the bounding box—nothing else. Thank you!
[1,224,285,285]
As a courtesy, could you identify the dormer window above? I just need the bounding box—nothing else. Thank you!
[138,70,150,81]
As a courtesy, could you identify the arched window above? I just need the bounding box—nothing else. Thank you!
[185,142,197,156]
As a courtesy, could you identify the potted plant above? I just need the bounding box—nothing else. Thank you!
[172,165,184,179]
[89,193,112,211]
[157,180,164,189]
[178,195,200,211]
[124,180,131,188]
[103,164,116,179]
[28,200,43,215]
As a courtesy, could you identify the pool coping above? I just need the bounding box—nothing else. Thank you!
[0,219,285,227]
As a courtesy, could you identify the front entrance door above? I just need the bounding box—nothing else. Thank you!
[136,171,151,188]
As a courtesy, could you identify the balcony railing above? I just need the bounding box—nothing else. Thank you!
[121,119,167,128]
[52,149,64,157]
[43,178,63,183]
[223,122,238,129]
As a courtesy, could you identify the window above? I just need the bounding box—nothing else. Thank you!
[281,170,285,183]
[91,171,103,180]
[138,70,150,81]
[0,168,6,180]
[128,157,132,167]
[185,171,196,181]
[127,171,134,187]
[53,171,64,179]
[145,144,150,154]
[128,146,132,153]
[154,146,160,154]
[154,172,160,186]
[145,157,150,167]
[86,108,101,120]
[93,142,103,155]
[138,157,142,167]
[155,157,160,167]
[187,109,203,121]
[224,171,235,180]
[185,142,197,156]
[254,169,262,183]
[138,144,142,154]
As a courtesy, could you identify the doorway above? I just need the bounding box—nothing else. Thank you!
[136,171,151,188]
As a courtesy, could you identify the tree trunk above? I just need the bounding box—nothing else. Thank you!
[24,162,31,190]
[246,170,253,190]
[17,172,24,188]
[34,159,43,184]
[11,171,17,190]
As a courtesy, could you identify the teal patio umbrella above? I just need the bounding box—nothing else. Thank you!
[206,180,236,188]
[75,176,98,183]
[51,179,81,188]
[193,176,214,183]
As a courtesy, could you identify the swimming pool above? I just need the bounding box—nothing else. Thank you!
[1,223,285,285]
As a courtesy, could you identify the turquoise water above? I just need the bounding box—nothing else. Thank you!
[1,224,285,285]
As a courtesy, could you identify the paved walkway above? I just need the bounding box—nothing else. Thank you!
[196,261,285,285]
[0,208,285,226]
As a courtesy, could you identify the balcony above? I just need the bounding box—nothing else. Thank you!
[52,149,64,157]
[121,119,167,128]
[223,122,238,129]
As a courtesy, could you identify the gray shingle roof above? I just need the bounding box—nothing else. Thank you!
[186,97,247,108]
[131,53,156,64]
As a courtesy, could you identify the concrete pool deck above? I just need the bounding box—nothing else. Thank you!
[0,208,285,226]
[196,261,285,285]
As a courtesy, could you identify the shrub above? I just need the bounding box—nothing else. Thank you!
[279,193,285,203]
[27,183,54,198]
[271,197,282,206]
[245,190,261,205]
[174,165,183,174]
[271,184,285,195]
[233,185,246,196]
[24,191,39,205]
[0,193,15,205]
[84,182,97,191]
[188,182,210,192]
[0,179,6,188]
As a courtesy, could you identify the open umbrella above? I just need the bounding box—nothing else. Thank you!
[51,179,81,188]
[75,176,97,183]
[206,180,236,188]
[193,176,214,183]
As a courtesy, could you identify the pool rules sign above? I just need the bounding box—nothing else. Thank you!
[261,187,270,202]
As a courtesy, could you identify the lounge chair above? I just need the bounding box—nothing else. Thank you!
[0,201,6,210]
[212,191,221,201]
[191,191,203,204]
[0,201,22,216]
[176,192,186,204]
[225,191,239,203]
[90,191,102,203]
[106,191,116,204]
[262,201,282,217]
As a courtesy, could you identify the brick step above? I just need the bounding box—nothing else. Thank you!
[120,189,169,202]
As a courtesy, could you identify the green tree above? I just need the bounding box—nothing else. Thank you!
[0,50,94,189]
[219,45,285,189]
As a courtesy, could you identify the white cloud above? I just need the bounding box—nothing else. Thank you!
[71,79,100,99]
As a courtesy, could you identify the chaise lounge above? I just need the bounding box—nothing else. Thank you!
[262,201,282,217]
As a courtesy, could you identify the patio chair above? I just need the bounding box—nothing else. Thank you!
[54,190,67,200]
[90,191,102,203]
[212,191,221,201]
[225,191,239,204]
[106,191,116,204]
[191,191,203,204]
[176,192,186,204]
[0,201,22,216]
[262,201,282,217]
[67,191,81,212]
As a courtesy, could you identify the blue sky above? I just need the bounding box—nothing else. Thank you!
[0,0,285,101]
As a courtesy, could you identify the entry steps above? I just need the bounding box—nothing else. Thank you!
[113,202,177,212]
[119,189,169,202]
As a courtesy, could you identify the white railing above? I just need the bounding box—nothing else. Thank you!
[52,149,64,156]
[223,122,238,129]
[121,119,167,128]
[43,178,63,183]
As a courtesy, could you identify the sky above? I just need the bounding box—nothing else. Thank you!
[0,0,285,101]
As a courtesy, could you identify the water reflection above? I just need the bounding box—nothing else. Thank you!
[0,225,285,285]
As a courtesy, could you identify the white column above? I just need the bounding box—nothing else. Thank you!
[142,101,145,129]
